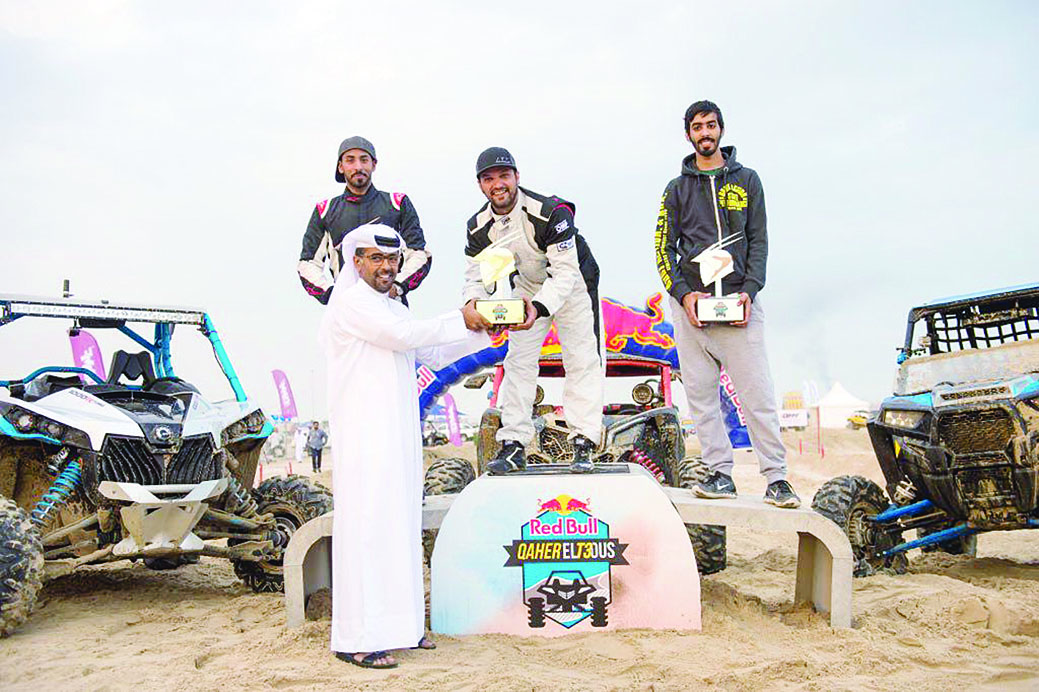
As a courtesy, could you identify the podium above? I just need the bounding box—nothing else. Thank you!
[430,463,701,635]
[283,463,853,630]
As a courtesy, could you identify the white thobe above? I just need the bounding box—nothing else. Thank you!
[319,279,488,653]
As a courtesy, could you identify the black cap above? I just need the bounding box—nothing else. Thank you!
[476,147,517,177]
[334,136,377,182]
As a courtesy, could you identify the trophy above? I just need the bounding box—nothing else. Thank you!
[692,232,745,323]
[473,232,527,325]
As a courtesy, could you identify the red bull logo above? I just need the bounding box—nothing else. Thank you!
[416,364,437,392]
[601,293,675,353]
[537,498,563,512]
[530,495,599,536]
[537,494,591,515]
[528,515,601,536]
[540,324,562,355]
[475,294,676,358]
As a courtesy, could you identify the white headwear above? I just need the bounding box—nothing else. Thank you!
[336,223,404,289]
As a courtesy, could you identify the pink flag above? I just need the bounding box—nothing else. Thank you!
[443,393,463,447]
[271,370,298,419]
[69,330,106,382]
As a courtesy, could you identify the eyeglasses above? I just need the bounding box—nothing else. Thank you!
[360,251,401,266]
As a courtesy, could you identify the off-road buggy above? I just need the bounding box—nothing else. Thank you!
[812,284,1039,576]
[422,352,727,574]
[0,294,332,636]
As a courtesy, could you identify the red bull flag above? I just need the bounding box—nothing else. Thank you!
[415,293,751,449]
[69,330,106,383]
[271,369,298,420]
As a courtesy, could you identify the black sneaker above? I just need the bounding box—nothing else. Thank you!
[487,441,526,475]
[764,480,801,508]
[568,435,596,474]
[692,471,737,499]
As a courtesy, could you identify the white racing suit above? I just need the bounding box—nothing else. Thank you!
[464,188,604,445]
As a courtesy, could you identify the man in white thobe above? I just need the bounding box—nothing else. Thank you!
[319,223,490,669]
[293,424,307,467]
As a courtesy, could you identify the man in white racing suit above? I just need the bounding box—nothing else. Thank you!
[460,147,604,474]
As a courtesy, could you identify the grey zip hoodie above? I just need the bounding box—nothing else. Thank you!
[654,146,768,302]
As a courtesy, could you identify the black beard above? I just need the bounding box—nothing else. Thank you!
[489,189,517,214]
[695,139,717,157]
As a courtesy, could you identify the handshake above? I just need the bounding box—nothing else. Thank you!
[460,296,538,334]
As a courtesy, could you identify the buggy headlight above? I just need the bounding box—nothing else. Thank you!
[13,410,34,432]
[883,409,925,430]
[0,403,90,447]
[222,409,268,444]
[632,383,655,406]
[533,385,545,406]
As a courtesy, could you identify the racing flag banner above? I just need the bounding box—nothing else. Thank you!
[271,369,298,420]
[503,538,629,567]
[69,329,106,382]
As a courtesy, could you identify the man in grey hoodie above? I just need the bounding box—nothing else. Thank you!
[654,100,799,509]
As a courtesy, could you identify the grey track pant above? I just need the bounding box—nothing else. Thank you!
[670,296,787,484]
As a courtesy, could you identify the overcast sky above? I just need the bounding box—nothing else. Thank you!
[1,1,1036,419]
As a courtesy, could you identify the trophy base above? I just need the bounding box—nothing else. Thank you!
[475,298,526,325]
[696,296,744,323]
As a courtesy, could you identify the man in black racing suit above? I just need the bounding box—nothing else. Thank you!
[297,136,432,304]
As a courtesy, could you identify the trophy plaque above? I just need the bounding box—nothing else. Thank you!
[473,243,526,326]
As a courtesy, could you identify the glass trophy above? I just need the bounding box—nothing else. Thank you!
[473,245,526,325]
[693,232,745,323]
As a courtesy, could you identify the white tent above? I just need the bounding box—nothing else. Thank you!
[816,382,869,428]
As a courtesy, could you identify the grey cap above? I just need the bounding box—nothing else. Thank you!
[334,136,377,182]
[476,147,517,177]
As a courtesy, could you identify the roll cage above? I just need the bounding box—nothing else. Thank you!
[0,294,247,403]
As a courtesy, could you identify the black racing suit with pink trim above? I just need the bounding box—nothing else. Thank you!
[297,185,431,304]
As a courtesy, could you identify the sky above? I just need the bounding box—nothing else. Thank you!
[1,1,1036,420]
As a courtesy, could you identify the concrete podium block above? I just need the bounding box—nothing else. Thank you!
[662,489,854,628]
[283,466,854,630]
[283,512,332,628]
[430,463,701,635]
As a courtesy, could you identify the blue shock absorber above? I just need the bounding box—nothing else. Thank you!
[31,459,83,529]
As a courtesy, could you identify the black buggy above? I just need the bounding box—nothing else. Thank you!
[812,284,1039,575]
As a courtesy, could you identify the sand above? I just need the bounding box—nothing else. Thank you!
[4,429,1039,691]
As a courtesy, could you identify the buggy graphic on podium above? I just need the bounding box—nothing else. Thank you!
[503,494,629,629]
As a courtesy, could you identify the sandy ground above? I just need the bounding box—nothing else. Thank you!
[5,429,1039,691]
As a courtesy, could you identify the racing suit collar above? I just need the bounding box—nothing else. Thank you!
[681,146,741,177]
[343,183,379,203]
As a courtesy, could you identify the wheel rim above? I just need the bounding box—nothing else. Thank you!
[848,498,892,566]
[257,502,307,575]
